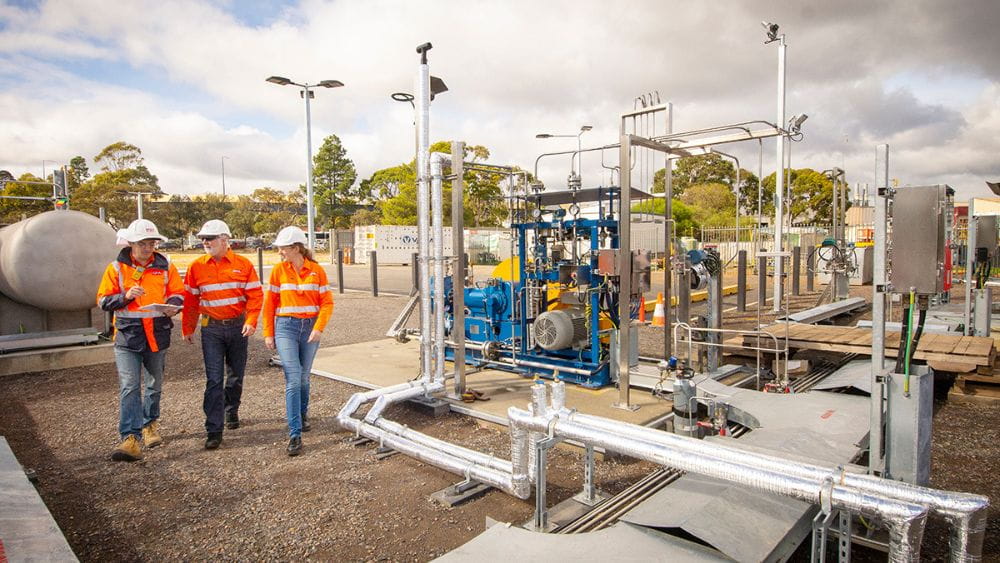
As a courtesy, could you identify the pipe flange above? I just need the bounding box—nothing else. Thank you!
[819,476,834,515]
[482,340,500,361]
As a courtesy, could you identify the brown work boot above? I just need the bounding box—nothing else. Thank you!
[142,420,163,448]
[111,435,143,462]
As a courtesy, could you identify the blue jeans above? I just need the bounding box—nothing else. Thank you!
[201,321,249,434]
[274,316,319,438]
[114,346,165,440]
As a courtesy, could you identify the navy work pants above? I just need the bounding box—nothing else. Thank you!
[201,321,248,434]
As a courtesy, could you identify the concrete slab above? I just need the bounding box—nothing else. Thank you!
[435,521,733,563]
[0,437,77,562]
[0,343,114,377]
[310,339,675,427]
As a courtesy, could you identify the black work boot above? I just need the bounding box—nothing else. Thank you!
[225,412,240,430]
[302,414,311,432]
[205,432,223,450]
[287,436,302,456]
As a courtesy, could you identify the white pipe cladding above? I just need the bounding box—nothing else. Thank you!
[430,152,452,384]
[415,59,432,381]
[507,406,927,562]
[570,412,988,561]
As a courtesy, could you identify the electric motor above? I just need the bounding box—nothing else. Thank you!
[533,308,587,350]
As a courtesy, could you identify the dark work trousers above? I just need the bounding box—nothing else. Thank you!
[201,321,249,434]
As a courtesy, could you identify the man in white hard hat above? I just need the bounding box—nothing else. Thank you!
[182,220,263,450]
[97,219,185,462]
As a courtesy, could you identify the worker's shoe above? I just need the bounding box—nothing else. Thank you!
[225,412,240,430]
[142,421,163,448]
[302,414,311,432]
[287,436,302,456]
[111,435,143,462]
[204,432,223,450]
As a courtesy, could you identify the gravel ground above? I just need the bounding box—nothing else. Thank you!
[1,288,998,561]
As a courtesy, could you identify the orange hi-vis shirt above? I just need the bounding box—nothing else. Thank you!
[97,248,185,353]
[262,259,334,338]
[182,250,263,336]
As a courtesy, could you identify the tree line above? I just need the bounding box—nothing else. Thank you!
[2,139,844,240]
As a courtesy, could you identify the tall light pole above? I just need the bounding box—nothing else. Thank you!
[763,21,787,312]
[221,156,229,197]
[267,75,345,250]
[41,159,58,180]
[536,125,593,190]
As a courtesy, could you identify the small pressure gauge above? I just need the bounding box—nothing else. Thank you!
[568,203,580,217]
[532,208,543,220]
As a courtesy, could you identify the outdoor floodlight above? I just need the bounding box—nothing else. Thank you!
[318,80,345,88]
[987,181,1000,196]
[429,76,448,100]
[581,125,593,132]
[266,76,292,86]
[762,21,780,42]
[535,134,553,139]
[789,113,809,133]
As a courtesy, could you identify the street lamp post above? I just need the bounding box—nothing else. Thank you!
[221,156,229,197]
[267,75,345,250]
[763,21,787,312]
[536,125,593,190]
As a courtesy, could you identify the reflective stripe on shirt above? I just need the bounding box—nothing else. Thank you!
[201,281,247,292]
[201,296,247,307]
[279,283,323,292]
[276,305,320,314]
[115,310,163,319]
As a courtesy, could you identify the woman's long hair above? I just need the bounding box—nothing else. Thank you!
[293,242,314,262]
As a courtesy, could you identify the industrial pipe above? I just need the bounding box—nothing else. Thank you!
[415,46,433,381]
[431,152,452,384]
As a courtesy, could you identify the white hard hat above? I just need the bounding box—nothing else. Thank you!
[197,219,232,237]
[273,226,308,247]
[122,219,168,243]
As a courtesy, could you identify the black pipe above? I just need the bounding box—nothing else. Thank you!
[894,304,910,374]
[907,307,928,369]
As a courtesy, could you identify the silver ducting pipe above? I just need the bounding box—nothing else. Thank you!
[415,53,432,381]
[508,405,928,561]
[336,380,530,499]
[570,411,988,561]
[431,152,452,384]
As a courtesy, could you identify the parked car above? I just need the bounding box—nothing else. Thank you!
[158,239,181,251]
[230,238,247,250]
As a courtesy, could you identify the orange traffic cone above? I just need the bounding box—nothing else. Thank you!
[651,292,666,327]
[639,295,647,323]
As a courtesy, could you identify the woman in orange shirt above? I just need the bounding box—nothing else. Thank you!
[262,226,334,456]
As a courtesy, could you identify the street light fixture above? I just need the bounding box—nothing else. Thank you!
[535,125,592,190]
[221,156,230,197]
[267,75,345,250]
[763,21,788,313]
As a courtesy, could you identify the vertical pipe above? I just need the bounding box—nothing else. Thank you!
[964,202,976,335]
[758,256,767,307]
[737,250,747,312]
[707,271,722,371]
[257,247,264,288]
[616,134,634,409]
[870,144,889,475]
[303,86,316,251]
[807,247,815,292]
[99,207,106,222]
[415,48,432,381]
[664,104,674,360]
[411,252,419,293]
[431,154,447,384]
[369,250,378,297]
[451,142,467,397]
[792,246,801,296]
[336,248,344,294]
[773,36,787,313]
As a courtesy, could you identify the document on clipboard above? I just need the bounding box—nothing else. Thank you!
[139,303,183,315]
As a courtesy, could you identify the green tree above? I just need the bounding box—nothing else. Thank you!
[350,208,382,227]
[681,182,737,227]
[94,141,144,172]
[67,156,89,193]
[760,168,839,224]
[0,173,51,222]
[149,195,204,239]
[311,134,358,230]
[72,142,162,228]
[631,198,699,236]
[376,141,505,227]
[224,196,258,237]
[652,153,736,196]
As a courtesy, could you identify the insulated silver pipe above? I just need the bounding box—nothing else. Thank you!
[508,406,927,561]
[336,380,530,499]
[415,53,432,381]
[571,411,988,561]
[431,152,452,384]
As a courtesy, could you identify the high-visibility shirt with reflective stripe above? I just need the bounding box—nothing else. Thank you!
[96,250,185,353]
[182,250,263,337]
[262,259,334,338]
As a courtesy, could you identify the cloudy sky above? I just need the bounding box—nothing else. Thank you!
[2,0,998,203]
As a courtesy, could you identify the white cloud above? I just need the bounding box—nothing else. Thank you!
[0,0,998,202]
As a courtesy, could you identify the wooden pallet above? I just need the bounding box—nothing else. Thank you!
[949,375,1000,403]
[735,323,996,374]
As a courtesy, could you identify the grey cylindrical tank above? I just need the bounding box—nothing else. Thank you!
[0,210,117,311]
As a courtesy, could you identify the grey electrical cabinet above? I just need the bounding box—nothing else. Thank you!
[890,185,948,294]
